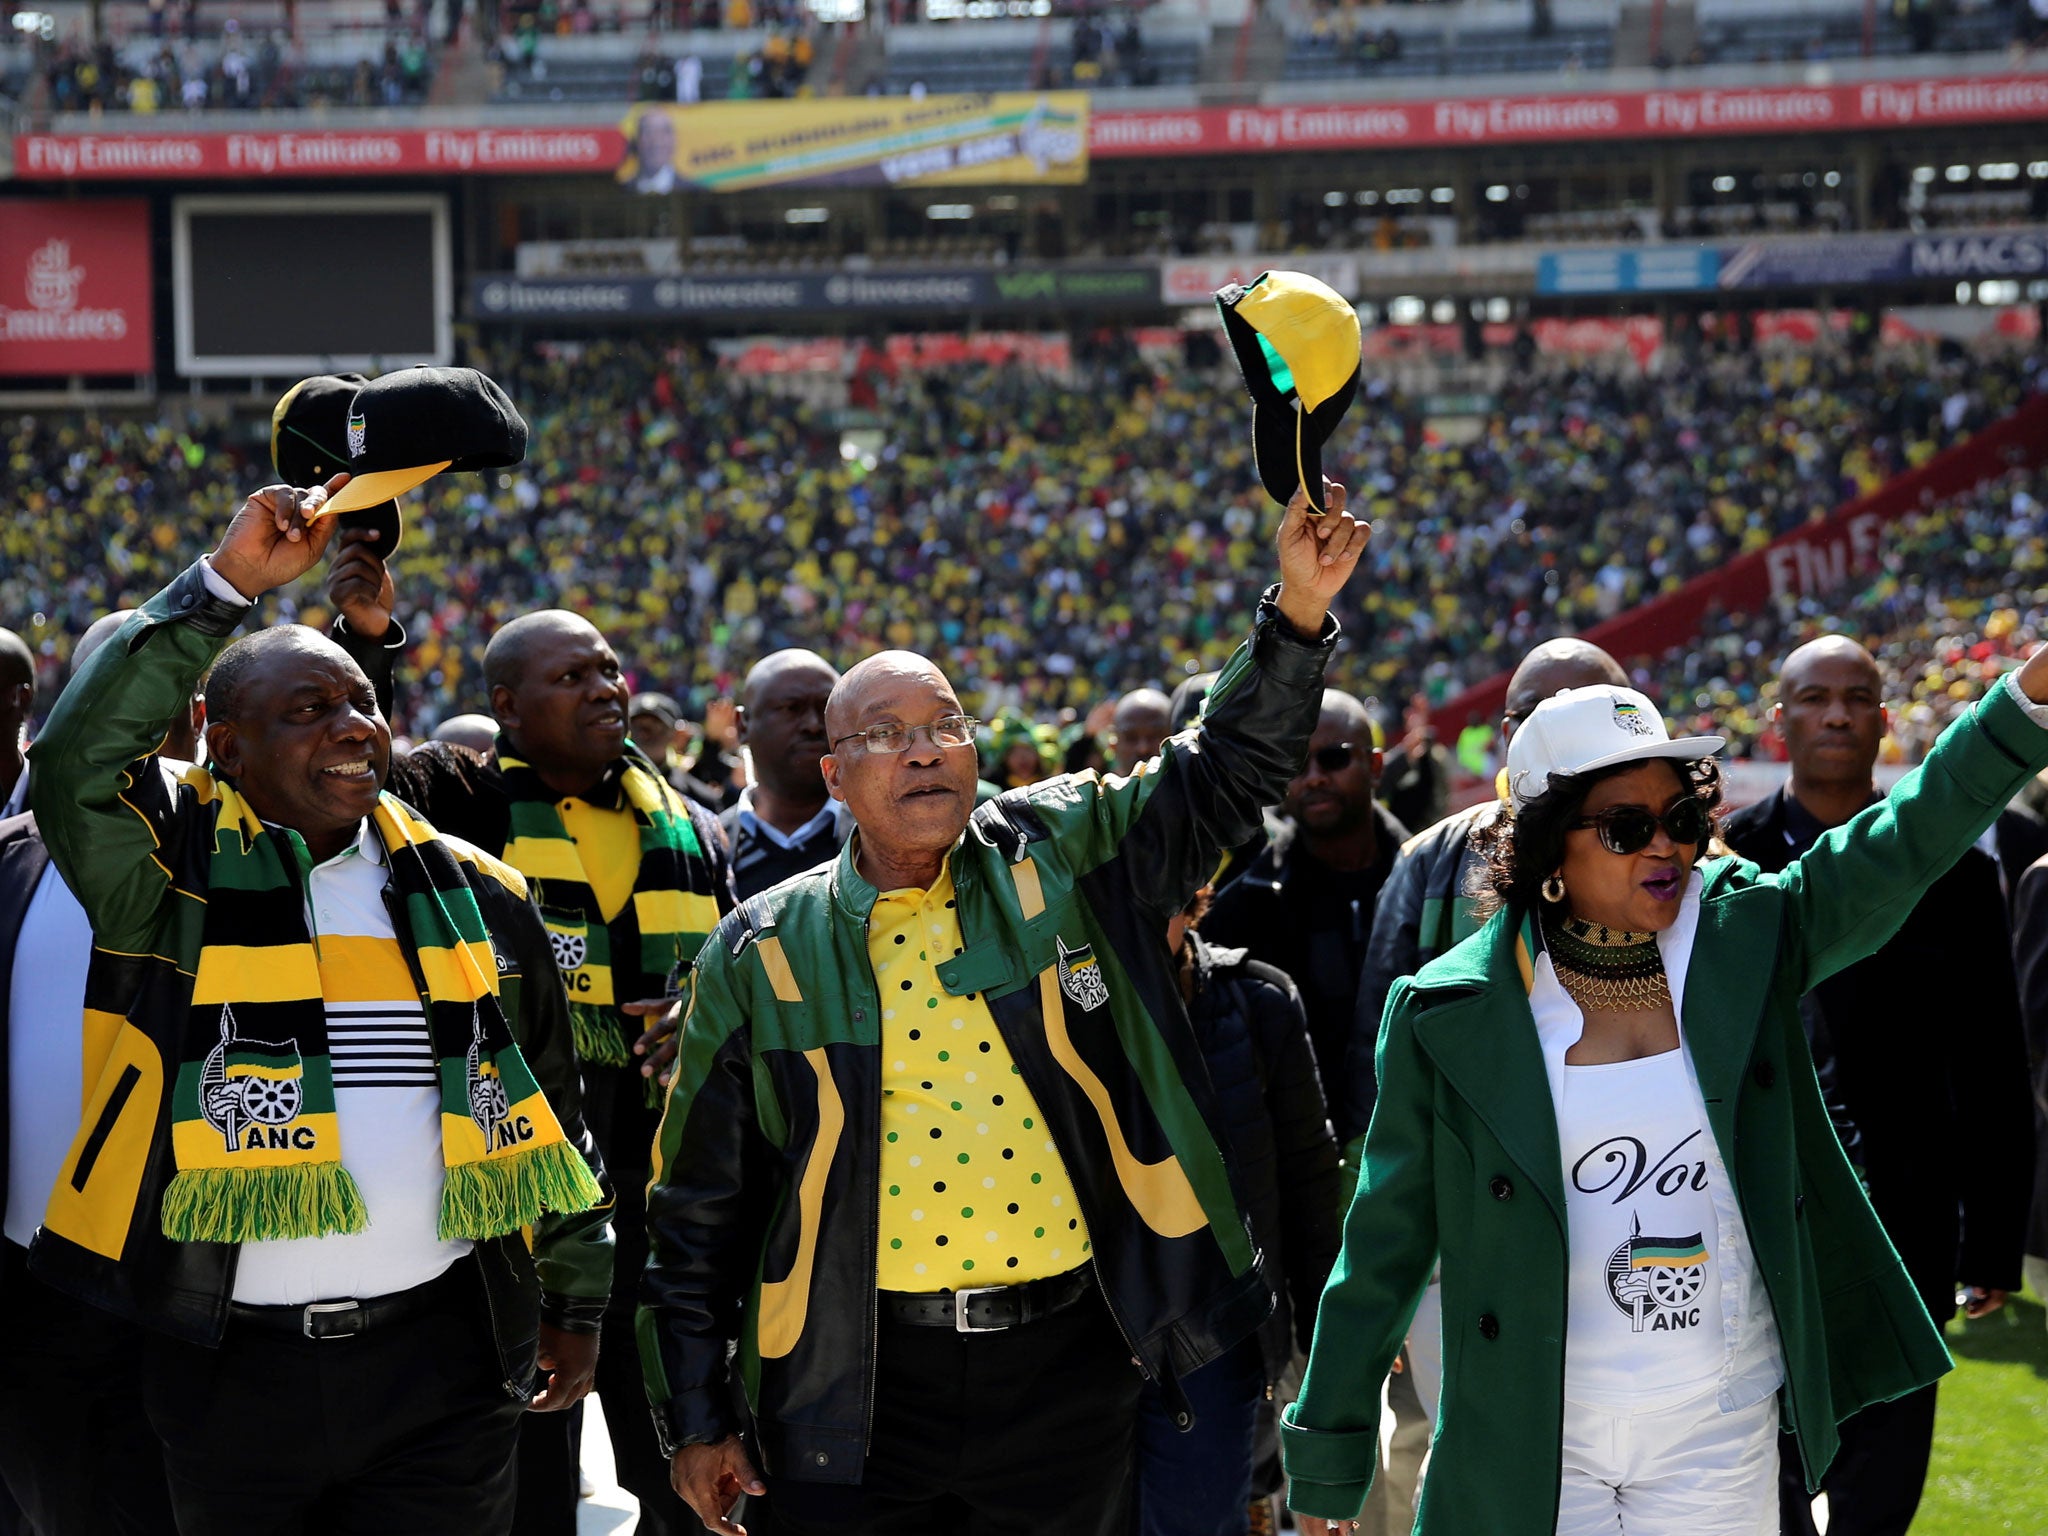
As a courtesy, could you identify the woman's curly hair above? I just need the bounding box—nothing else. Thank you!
[1470,756,1724,919]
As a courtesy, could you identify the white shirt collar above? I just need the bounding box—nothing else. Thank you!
[736,787,851,850]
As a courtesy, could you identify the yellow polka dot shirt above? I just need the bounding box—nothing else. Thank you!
[869,865,1090,1292]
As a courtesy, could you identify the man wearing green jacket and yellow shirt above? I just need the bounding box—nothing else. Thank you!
[643,482,1372,1535]
[1284,645,2048,1536]
[29,479,614,1534]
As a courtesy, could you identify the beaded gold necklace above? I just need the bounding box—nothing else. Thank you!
[1544,912,1672,1013]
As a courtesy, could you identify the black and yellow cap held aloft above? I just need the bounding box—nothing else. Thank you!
[1215,270,1361,514]
[321,365,528,521]
[272,372,404,554]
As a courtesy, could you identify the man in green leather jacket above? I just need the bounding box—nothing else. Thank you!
[644,486,1372,1534]
[29,483,614,1534]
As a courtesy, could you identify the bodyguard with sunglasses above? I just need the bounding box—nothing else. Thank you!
[1285,667,2048,1536]
[1206,688,1407,1131]
[644,484,1371,1536]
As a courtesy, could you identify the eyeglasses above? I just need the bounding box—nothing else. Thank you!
[831,714,981,756]
[1572,798,1711,856]
[1309,743,1358,774]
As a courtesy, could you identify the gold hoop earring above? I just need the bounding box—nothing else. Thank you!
[1541,874,1566,904]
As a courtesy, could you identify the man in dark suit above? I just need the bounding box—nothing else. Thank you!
[0,611,185,1535]
[1724,635,2034,1536]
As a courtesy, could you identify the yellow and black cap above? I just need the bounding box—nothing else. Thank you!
[272,373,403,553]
[320,365,527,519]
[1215,270,1361,513]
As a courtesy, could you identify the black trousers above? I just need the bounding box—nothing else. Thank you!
[0,1241,175,1536]
[140,1260,525,1536]
[1777,1384,1940,1536]
[759,1285,1143,1536]
[513,1064,697,1536]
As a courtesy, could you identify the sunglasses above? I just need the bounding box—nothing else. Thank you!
[1571,797,1710,855]
[1309,743,1359,774]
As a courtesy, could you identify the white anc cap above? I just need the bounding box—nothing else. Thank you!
[1505,686,1724,808]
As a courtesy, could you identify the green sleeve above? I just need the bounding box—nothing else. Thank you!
[1282,979,1440,1520]
[1772,679,2048,991]
[32,561,245,954]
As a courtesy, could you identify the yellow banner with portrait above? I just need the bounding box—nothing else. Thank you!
[618,93,1089,193]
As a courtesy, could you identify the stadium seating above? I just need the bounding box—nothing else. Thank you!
[4,336,2038,758]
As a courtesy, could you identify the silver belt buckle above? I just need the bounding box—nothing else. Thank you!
[302,1299,362,1339]
[952,1284,1008,1334]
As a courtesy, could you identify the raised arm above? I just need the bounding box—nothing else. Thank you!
[1774,650,2048,992]
[1029,483,1369,910]
[35,481,342,951]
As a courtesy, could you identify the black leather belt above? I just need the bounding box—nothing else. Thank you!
[880,1265,1093,1333]
[228,1265,461,1340]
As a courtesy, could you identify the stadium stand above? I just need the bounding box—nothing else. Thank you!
[1644,465,2048,760]
[4,335,2039,754]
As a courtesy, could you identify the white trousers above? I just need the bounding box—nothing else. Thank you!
[1555,1388,1779,1536]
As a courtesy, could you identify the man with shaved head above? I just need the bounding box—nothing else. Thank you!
[720,648,846,900]
[0,608,186,1535]
[26,483,614,1533]
[643,484,1371,1535]
[326,552,733,1536]
[433,712,503,754]
[1110,686,1174,776]
[1727,635,2034,1536]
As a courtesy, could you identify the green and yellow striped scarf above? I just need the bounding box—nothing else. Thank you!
[164,780,603,1245]
[498,741,724,1069]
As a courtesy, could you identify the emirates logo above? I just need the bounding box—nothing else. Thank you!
[25,239,83,311]
[1,237,128,344]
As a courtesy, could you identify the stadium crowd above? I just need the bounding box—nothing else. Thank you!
[3,332,2041,765]
[3,337,2048,1536]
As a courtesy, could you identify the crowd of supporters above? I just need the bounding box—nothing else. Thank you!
[2,333,2042,773]
[31,28,433,112]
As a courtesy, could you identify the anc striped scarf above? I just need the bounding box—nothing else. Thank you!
[163,780,603,1245]
[497,740,724,1070]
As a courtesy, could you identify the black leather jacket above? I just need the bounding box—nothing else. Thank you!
[1183,935,1342,1380]
[639,591,1337,1483]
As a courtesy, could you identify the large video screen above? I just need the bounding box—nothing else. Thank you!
[173,194,451,377]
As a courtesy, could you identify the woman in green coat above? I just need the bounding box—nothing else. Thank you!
[1282,656,2048,1536]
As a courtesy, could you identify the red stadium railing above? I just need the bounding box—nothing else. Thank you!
[1428,389,2048,743]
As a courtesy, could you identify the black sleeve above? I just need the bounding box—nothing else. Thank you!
[330,615,407,724]
[1096,587,1334,918]
[1949,853,2036,1293]
[1245,965,1343,1355]
[503,886,618,1330]
[382,742,513,858]
[1347,841,1430,1144]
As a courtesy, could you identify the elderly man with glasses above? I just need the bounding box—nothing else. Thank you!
[643,487,1370,1536]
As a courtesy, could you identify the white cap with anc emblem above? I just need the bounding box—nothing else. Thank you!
[1506,685,1724,808]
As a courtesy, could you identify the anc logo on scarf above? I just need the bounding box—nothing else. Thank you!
[162,779,602,1246]
[199,1005,311,1152]
[499,740,723,1072]
[1056,935,1109,1013]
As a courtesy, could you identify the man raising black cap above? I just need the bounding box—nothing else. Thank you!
[28,480,614,1535]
